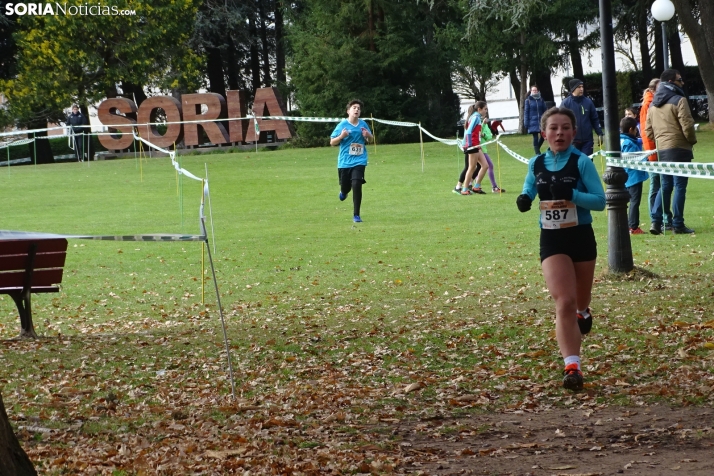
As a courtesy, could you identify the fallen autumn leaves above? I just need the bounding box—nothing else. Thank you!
[1,266,714,474]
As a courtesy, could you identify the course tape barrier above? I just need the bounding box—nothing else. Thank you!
[4,116,714,180]
[494,143,714,180]
[0,230,206,241]
[605,157,714,179]
[495,140,530,164]
[131,130,204,183]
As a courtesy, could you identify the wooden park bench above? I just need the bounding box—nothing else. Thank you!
[0,238,68,338]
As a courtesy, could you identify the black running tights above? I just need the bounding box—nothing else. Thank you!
[341,180,363,216]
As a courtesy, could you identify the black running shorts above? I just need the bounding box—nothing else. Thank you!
[540,224,597,263]
[338,165,366,187]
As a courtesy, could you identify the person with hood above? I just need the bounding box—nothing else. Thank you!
[620,116,648,235]
[645,69,697,235]
[640,79,672,231]
[67,105,88,162]
[524,85,547,155]
[559,79,603,157]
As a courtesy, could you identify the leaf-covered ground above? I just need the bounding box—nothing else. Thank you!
[1,139,713,474]
[4,266,714,475]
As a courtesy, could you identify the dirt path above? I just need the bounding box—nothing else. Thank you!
[395,405,714,475]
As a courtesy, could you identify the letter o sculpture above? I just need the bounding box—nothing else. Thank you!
[136,96,183,148]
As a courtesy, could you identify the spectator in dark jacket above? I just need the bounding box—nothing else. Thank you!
[524,85,547,155]
[67,105,88,162]
[559,79,603,157]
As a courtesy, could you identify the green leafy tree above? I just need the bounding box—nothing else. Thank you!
[287,0,460,145]
[1,1,202,131]
[437,16,509,103]
[465,0,600,131]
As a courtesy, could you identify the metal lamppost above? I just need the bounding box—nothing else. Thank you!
[599,0,633,273]
[651,0,676,69]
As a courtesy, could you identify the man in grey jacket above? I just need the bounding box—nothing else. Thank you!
[645,69,697,235]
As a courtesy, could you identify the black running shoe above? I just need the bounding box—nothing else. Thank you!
[563,364,584,391]
[577,308,592,335]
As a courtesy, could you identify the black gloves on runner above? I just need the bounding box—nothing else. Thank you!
[549,183,573,201]
[516,194,532,213]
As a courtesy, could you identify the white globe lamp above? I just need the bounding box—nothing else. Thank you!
[651,0,676,68]
[650,0,675,22]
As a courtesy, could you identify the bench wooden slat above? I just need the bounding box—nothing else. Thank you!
[0,268,64,288]
[0,239,68,255]
[0,252,67,271]
[0,286,60,294]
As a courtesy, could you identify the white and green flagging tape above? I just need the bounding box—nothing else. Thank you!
[4,117,714,180]
[595,150,714,179]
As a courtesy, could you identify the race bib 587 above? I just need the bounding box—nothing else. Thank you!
[539,200,578,229]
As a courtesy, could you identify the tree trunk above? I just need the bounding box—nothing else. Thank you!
[518,32,528,134]
[668,20,685,73]
[224,45,241,91]
[509,69,521,106]
[654,21,664,75]
[637,1,652,79]
[568,23,584,80]
[672,0,714,122]
[248,13,261,91]
[206,47,226,97]
[275,0,286,84]
[27,129,54,165]
[367,1,375,52]
[533,69,554,103]
[120,82,147,107]
[0,393,37,475]
[258,0,272,87]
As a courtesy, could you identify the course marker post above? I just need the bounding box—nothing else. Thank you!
[200,216,236,400]
[133,128,138,169]
[496,136,503,196]
[370,114,376,155]
[179,155,184,229]
[175,142,179,196]
[205,164,217,254]
[202,242,206,306]
[419,122,425,172]
[139,139,144,182]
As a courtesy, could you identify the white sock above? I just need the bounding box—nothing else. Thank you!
[564,355,581,370]
[577,309,591,319]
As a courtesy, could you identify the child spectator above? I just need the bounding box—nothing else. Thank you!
[624,107,642,145]
[620,116,648,234]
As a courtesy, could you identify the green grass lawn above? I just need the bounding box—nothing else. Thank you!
[0,131,713,473]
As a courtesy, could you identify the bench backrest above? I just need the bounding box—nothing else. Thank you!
[0,239,68,289]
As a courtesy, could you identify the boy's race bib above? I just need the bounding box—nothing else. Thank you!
[349,143,364,156]
[539,200,578,229]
